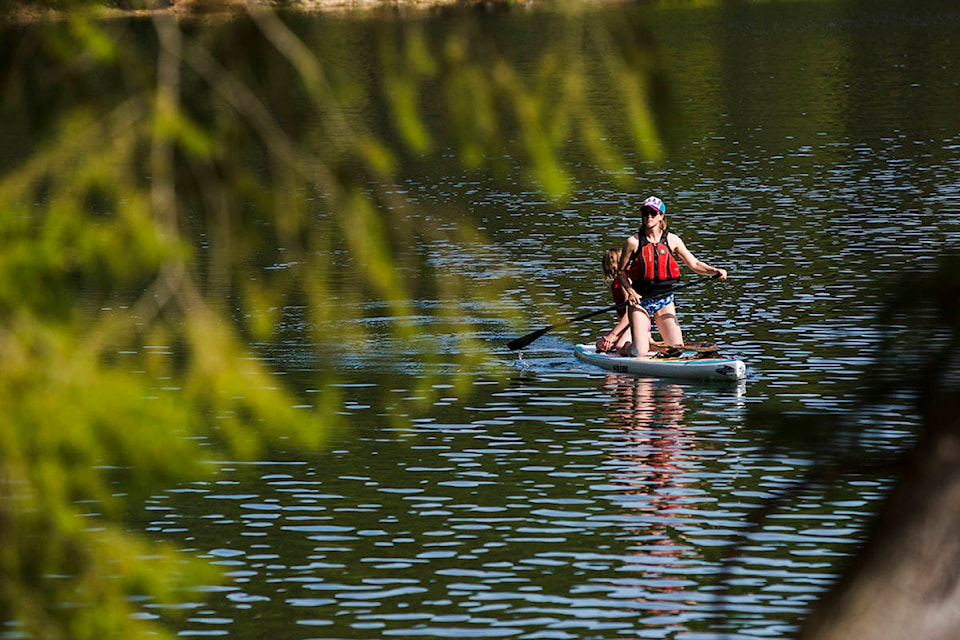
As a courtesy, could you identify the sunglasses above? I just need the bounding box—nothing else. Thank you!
[641,208,663,217]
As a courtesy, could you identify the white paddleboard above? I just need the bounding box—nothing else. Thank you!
[574,343,746,381]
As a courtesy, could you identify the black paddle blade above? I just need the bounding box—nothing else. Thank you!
[506,327,549,351]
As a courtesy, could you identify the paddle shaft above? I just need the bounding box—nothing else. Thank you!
[506,274,720,351]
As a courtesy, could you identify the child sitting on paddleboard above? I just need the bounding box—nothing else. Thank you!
[595,248,632,353]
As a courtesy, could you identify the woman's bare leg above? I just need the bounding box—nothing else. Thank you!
[654,302,683,347]
[622,305,653,357]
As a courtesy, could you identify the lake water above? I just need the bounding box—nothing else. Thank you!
[129,0,960,638]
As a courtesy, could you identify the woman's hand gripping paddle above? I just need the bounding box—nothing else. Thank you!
[506,274,721,351]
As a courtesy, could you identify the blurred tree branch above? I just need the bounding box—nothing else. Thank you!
[0,3,666,638]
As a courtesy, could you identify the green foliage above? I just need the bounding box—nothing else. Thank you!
[0,3,665,637]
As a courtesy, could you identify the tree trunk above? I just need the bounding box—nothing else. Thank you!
[798,392,960,640]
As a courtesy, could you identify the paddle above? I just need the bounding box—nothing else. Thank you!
[506,274,720,351]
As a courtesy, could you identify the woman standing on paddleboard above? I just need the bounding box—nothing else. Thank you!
[617,196,727,357]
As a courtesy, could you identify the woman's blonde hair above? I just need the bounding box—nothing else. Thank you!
[601,248,621,283]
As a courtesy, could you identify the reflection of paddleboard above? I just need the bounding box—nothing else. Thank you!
[574,344,747,382]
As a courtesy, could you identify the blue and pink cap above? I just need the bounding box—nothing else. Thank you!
[641,196,666,215]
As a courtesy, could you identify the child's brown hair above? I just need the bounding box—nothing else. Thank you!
[601,248,621,283]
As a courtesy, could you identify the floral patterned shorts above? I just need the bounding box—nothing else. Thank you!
[641,294,674,317]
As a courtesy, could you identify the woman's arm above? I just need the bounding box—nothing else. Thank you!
[617,235,643,305]
[671,234,728,280]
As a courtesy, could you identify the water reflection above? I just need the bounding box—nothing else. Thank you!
[604,375,687,511]
[603,376,692,628]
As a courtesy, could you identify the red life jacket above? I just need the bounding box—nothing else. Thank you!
[611,279,626,317]
[627,230,681,296]
[611,279,626,304]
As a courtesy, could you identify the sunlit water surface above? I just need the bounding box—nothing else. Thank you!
[135,1,960,638]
